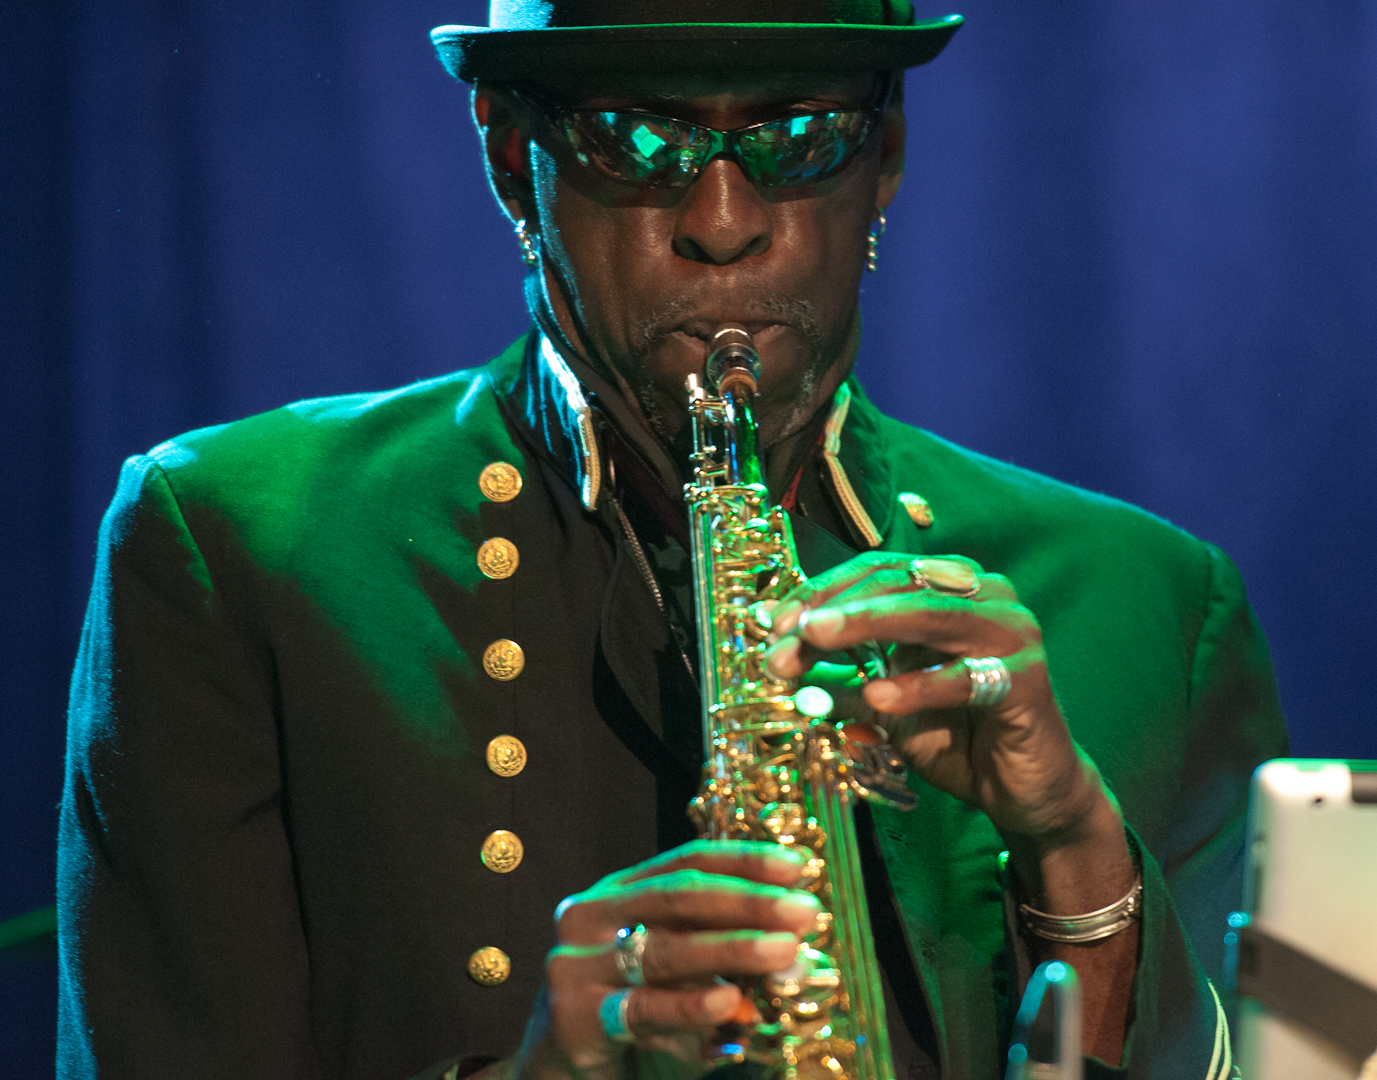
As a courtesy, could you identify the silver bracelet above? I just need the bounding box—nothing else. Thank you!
[1018,874,1143,944]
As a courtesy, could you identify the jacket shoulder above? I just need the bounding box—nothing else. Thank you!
[102,341,531,581]
[142,340,527,511]
[877,414,1210,572]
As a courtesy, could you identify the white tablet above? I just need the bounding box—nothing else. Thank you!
[1235,759,1377,1079]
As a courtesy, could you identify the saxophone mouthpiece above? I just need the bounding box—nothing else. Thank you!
[705,324,762,397]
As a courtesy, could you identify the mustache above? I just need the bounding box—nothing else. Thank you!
[629,294,824,359]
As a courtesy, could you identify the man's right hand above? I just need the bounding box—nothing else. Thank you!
[518,840,821,1080]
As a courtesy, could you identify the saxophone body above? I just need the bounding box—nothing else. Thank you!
[684,327,916,1080]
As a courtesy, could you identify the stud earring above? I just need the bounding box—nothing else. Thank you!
[515,219,539,267]
[865,211,886,273]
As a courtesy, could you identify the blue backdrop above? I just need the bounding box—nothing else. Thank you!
[3,2,1375,1074]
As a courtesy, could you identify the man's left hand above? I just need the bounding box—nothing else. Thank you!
[763,552,1114,845]
[762,552,1140,1065]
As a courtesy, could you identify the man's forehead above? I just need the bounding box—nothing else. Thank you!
[530,70,881,110]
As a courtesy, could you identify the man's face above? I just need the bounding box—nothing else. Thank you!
[476,72,905,450]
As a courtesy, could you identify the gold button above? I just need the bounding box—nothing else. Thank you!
[486,735,528,777]
[483,639,525,681]
[481,829,524,873]
[476,537,519,579]
[467,946,511,985]
[478,462,522,503]
[898,492,934,528]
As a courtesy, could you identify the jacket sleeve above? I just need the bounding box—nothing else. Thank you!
[57,455,320,1079]
[1086,541,1288,1079]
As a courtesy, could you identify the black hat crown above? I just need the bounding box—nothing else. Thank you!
[432,1,962,83]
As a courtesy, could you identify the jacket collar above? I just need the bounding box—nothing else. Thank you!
[492,328,896,545]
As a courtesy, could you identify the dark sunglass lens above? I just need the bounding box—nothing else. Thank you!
[738,112,872,187]
[561,112,706,185]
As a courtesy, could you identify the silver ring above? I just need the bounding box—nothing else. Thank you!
[963,656,1012,707]
[599,987,635,1044]
[613,924,647,987]
[906,558,980,598]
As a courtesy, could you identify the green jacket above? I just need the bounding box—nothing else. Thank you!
[59,333,1286,1079]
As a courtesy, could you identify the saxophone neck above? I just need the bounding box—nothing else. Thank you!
[686,324,765,490]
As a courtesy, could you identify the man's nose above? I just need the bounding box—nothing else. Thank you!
[672,157,772,265]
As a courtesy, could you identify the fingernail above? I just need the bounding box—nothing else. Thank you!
[770,847,807,866]
[774,892,822,925]
[703,985,739,1018]
[769,599,803,639]
[755,932,799,960]
[764,638,800,679]
[798,606,843,642]
[865,680,901,709]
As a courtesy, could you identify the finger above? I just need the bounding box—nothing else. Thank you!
[551,929,800,993]
[612,872,821,933]
[806,571,1019,647]
[763,593,1003,682]
[769,554,988,637]
[799,565,913,612]
[764,630,879,682]
[643,929,799,983]
[619,839,808,888]
[762,632,811,681]
[797,592,1032,656]
[624,983,746,1035]
[966,572,1017,603]
[583,929,800,987]
[863,646,1040,715]
[559,869,821,943]
[862,660,976,714]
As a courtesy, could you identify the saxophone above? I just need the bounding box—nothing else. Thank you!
[684,326,917,1080]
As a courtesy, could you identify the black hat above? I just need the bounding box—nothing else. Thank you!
[431,1,963,85]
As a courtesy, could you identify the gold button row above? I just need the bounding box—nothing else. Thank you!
[476,460,528,958]
[468,468,523,996]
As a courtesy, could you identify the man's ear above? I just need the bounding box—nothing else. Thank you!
[875,102,906,212]
[472,85,533,226]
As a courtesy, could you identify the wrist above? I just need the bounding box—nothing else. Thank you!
[1002,782,1134,915]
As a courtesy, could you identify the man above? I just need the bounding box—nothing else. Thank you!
[57,3,1286,1079]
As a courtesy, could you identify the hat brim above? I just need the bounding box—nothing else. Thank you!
[431,17,963,85]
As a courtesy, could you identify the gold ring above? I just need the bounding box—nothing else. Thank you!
[906,558,980,598]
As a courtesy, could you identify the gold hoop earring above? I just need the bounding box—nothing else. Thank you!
[866,211,886,273]
[515,219,539,267]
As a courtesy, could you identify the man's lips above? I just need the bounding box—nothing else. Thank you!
[671,314,786,340]
[667,322,791,347]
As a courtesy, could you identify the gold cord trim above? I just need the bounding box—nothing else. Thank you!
[1205,979,1233,1080]
[540,336,601,511]
[822,383,882,548]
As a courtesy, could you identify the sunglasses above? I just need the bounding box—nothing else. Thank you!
[514,84,888,190]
